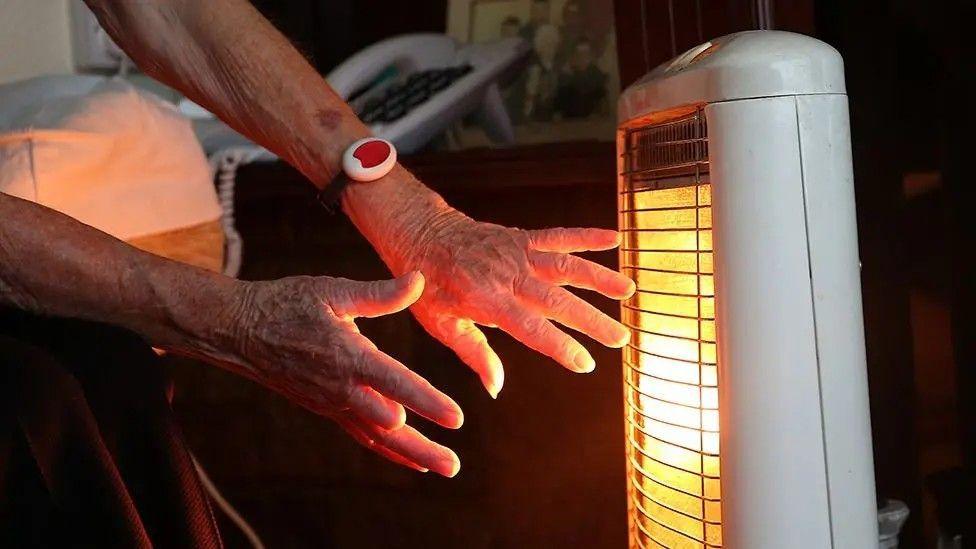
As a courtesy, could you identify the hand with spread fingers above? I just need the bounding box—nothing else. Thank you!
[358,204,636,399]
[217,271,462,477]
[65,0,640,486]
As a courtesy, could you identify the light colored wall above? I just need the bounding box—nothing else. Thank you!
[0,0,74,85]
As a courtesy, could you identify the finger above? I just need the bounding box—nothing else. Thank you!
[352,336,464,429]
[348,415,460,478]
[418,314,504,398]
[347,385,407,430]
[520,279,630,348]
[530,251,636,299]
[337,416,429,473]
[328,271,425,318]
[496,304,595,373]
[526,228,621,253]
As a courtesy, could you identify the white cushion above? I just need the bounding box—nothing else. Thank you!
[0,76,220,240]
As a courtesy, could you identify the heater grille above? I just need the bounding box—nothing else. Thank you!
[619,110,721,548]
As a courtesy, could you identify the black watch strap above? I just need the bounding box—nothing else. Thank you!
[316,174,352,214]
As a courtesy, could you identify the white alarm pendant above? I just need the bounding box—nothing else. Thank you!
[617,31,878,548]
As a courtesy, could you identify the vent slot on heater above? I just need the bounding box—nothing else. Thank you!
[620,110,721,548]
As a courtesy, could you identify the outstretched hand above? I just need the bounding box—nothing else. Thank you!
[215,272,461,476]
[388,212,636,398]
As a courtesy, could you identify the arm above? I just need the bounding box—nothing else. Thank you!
[0,192,461,476]
[86,0,635,399]
[85,0,446,241]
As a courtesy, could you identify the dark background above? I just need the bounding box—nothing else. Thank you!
[167,1,975,547]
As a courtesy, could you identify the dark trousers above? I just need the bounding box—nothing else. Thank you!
[0,308,222,548]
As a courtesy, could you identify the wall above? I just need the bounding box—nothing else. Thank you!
[0,0,73,85]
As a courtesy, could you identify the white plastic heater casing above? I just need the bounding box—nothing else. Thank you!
[618,31,878,548]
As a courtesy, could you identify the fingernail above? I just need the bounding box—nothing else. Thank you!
[434,451,461,478]
[573,350,595,373]
[485,375,503,399]
[444,457,461,478]
[402,270,422,287]
[613,325,631,348]
[484,357,504,399]
[625,279,637,298]
[449,408,464,429]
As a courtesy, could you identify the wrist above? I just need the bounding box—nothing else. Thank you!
[340,165,460,269]
[141,259,248,362]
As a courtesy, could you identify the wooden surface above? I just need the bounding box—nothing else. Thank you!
[167,142,627,549]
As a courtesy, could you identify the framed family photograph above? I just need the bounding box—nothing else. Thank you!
[447,0,620,147]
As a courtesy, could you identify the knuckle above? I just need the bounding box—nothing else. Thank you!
[325,285,354,316]
[350,344,373,376]
[335,382,357,408]
[366,280,386,302]
[542,287,566,312]
[553,254,573,275]
[520,314,546,335]
[595,268,616,285]
[557,335,577,358]
[384,371,405,397]
[588,314,610,337]
[586,308,604,328]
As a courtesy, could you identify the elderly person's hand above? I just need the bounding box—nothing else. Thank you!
[212,271,462,476]
[345,178,636,398]
[0,191,463,476]
[81,0,637,447]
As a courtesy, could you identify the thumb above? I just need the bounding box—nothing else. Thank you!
[330,271,425,319]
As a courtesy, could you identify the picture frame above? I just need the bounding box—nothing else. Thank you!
[447,0,620,147]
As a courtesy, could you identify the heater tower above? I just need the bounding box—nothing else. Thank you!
[617,31,878,549]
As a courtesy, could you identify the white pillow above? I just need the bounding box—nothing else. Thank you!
[0,76,220,240]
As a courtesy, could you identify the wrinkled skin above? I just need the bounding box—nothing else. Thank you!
[69,0,640,476]
[0,192,463,476]
[221,272,462,476]
[376,209,637,398]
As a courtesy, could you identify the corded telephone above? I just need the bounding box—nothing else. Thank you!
[329,33,529,153]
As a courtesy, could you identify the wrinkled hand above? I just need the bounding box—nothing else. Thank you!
[387,211,636,398]
[215,272,461,476]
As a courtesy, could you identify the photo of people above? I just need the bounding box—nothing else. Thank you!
[448,0,620,146]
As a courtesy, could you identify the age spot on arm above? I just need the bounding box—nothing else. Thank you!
[315,108,342,131]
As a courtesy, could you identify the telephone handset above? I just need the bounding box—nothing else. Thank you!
[327,34,530,153]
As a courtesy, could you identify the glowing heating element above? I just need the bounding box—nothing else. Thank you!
[619,111,721,548]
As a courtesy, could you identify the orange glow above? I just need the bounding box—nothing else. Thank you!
[621,181,722,548]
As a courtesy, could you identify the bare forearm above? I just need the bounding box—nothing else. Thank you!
[85,0,453,245]
[86,0,366,188]
[0,193,240,352]
[0,194,463,473]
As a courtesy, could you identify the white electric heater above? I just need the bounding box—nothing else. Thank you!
[617,31,878,548]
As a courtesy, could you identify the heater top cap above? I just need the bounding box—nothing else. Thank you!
[618,30,845,124]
